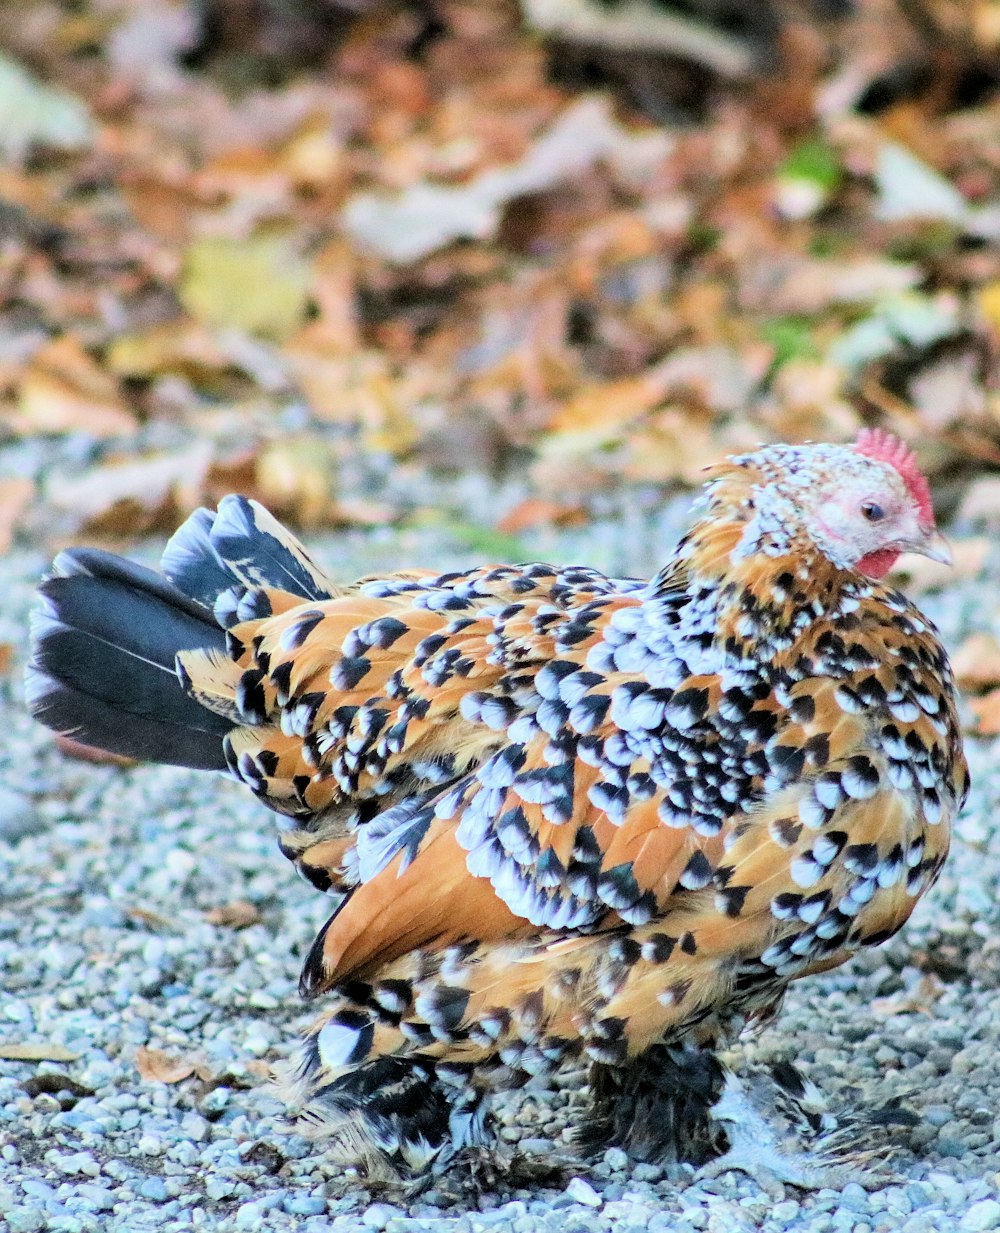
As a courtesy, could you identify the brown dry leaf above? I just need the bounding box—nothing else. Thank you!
[498,498,587,534]
[47,444,213,536]
[205,900,261,929]
[969,689,1000,735]
[893,538,990,595]
[546,372,669,437]
[125,905,176,930]
[135,1046,202,1085]
[10,336,136,438]
[54,735,137,767]
[0,476,34,554]
[0,643,13,675]
[0,1042,79,1062]
[871,973,944,1017]
[952,633,1000,693]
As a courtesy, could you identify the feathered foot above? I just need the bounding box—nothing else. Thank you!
[580,1042,727,1165]
[696,1062,912,1200]
[408,1144,571,1204]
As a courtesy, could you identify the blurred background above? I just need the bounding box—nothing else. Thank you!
[0,0,998,557]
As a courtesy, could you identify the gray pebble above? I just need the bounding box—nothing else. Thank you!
[564,1177,602,1207]
[138,1177,168,1202]
[963,1200,1000,1232]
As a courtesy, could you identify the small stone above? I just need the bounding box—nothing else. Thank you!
[362,1203,403,1229]
[0,787,44,841]
[52,1151,101,1177]
[205,1177,237,1201]
[180,1112,209,1141]
[963,1200,1000,1231]
[603,1147,629,1172]
[6,1208,46,1233]
[772,1199,800,1221]
[138,1177,168,1202]
[283,1194,327,1216]
[76,1184,116,1212]
[565,1177,602,1207]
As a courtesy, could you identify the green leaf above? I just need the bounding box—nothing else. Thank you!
[761,317,820,369]
[780,139,842,192]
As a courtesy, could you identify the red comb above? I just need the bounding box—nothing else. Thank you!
[854,428,934,525]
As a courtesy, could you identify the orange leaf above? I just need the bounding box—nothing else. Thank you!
[498,498,587,534]
[969,689,1000,735]
[135,1046,198,1085]
[952,633,1000,693]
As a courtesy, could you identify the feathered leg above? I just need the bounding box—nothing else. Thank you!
[580,1042,727,1165]
[696,1060,913,1198]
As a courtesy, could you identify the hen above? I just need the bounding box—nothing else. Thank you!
[27,430,968,1184]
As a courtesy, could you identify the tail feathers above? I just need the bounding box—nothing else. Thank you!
[161,494,340,614]
[27,548,231,770]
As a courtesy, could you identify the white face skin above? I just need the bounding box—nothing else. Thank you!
[809,467,931,571]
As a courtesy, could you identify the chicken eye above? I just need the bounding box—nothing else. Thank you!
[861,501,885,523]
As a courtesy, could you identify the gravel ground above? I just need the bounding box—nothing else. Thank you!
[2,461,999,1233]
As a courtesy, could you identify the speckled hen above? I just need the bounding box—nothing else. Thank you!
[26,430,968,1184]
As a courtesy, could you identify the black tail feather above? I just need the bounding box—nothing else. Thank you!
[27,548,230,770]
[162,494,336,608]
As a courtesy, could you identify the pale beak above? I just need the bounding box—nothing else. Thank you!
[914,528,952,567]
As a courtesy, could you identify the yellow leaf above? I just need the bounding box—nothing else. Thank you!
[980,282,1000,333]
[180,233,311,341]
[0,1043,79,1062]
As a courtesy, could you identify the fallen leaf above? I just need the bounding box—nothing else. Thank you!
[107,320,233,381]
[180,233,312,341]
[952,633,1000,693]
[11,337,136,439]
[343,96,671,264]
[521,0,754,76]
[205,900,261,929]
[969,689,1000,735]
[136,1046,200,1085]
[0,1042,79,1062]
[871,973,944,1017]
[497,498,587,534]
[254,438,337,528]
[0,643,13,675]
[46,444,213,535]
[875,143,970,225]
[0,476,34,554]
[0,53,94,161]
